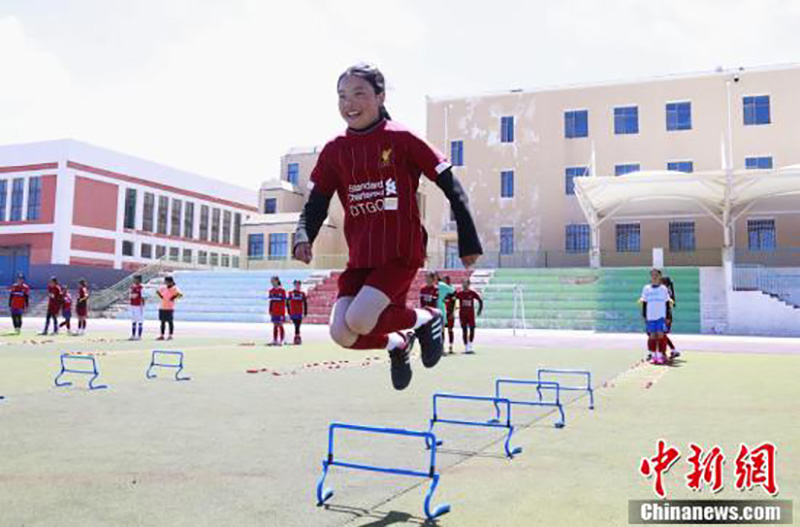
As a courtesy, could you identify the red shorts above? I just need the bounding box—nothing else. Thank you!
[446,313,455,329]
[76,305,88,317]
[337,260,418,305]
[459,312,476,327]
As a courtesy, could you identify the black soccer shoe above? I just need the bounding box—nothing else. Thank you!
[416,309,444,368]
[389,332,415,390]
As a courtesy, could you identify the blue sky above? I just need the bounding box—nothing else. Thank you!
[1,0,799,189]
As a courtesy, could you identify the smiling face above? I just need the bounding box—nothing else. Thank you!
[338,74,384,130]
[651,269,662,285]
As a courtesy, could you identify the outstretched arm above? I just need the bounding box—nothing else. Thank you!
[293,190,332,264]
[476,293,484,317]
[435,169,483,267]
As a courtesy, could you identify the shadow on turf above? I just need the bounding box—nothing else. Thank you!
[322,504,440,526]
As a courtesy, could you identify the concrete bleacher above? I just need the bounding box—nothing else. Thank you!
[132,270,315,323]
[480,267,701,333]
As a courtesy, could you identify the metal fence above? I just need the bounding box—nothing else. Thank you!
[733,264,800,307]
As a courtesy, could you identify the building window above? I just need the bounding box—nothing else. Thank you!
[142,192,155,232]
[745,156,773,170]
[0,180,7,221]
[669,221,696,252]
[211,208,221,243]
[743,95,770,125]
[182,248,193,264]
[500,227,514,255]
[614,106,639,135]
[748,219,776,251]
[199,205,210,241]
[565,224,590,253]
[184,202,195,239]
[269,233,288,260]
[210,253,219,267]
[198,250,208,265]
[500,170,514,198]
[615,163,641,176]
[122,240,134,257]
[168,247,179,262]
[141,243,153,259]
[445,241,459,269]
[565,166,589,195]
[616,223,641,252]
[232,255,240,268]
[156,245,167,259]
[26,177,42,221]
[500,116,514,143]
[10,178,24,221]
[451,140,464,167]
[287,163,300,185]
[222,210,232,244]
[233,212,242,246]
[248,234,264,260]
[123,188,137,229]
[666,102,692,131]
[221,254,230,267]
[170,199,182,237]
[667,161,694,173]
[564,110,589,138]
[157,196,169,235]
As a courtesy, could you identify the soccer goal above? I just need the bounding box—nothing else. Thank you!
[474,283,528,336]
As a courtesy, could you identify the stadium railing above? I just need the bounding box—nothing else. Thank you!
[89,258,167,314]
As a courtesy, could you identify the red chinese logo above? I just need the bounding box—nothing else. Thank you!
[685,443,725,493]
[639,439,681,498]
[734,442,779,496]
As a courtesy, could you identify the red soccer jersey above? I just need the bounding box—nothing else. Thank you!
[309,119,450,269]
[62,292,73,311]
[47,284,62,313]
[9,283,30,310]
[419,285,438,308]
[456,290,482,316]
[130,284,144,306]
[77,286,89,306]
[443,292,456,316]
[269,287,287,316]
[287,290,306,316]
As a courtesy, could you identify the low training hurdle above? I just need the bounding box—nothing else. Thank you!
[146,350,190,381]
[537,369,594,409]
[54,354,107,390]
[428,393,523,459]
[316,422,450,521]
[490,379,566,428]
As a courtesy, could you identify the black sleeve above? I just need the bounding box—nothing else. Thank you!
[293,190,332,248]
[641,302,647,318]
[303,295,308,316]
[435,169,483,257]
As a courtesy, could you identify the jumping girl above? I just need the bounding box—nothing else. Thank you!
[293,63,482,390]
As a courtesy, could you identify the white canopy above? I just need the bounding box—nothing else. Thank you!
[574,166,800,241]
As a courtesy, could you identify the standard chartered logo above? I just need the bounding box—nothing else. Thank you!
[348,178,399,216]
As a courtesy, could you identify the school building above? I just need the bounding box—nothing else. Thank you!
[422,64,800,269]
[0,139,258,288]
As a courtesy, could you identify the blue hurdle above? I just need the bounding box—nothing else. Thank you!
[316,422,450,521]
[490,379,566,428]
[537,368,594,409]
[54,354,107,390]
[428,393,523,459]
[146,350,190,381]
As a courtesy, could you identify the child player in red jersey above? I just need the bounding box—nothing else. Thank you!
[293,63,482,390]
[442,276,457,355]
[456,279,483,354]
[75,279,89,335]
[268,276,287,346]
[129,275,145,340]
[419,272,439,309]
[287,279,308,345]
[8,273,30,334]
[59,287,74,335]
[40,277,62,335]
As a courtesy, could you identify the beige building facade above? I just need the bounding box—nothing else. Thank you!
[423,65,800,268]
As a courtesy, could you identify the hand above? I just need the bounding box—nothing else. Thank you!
[461,254,480,268]
[294,242,313,264]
